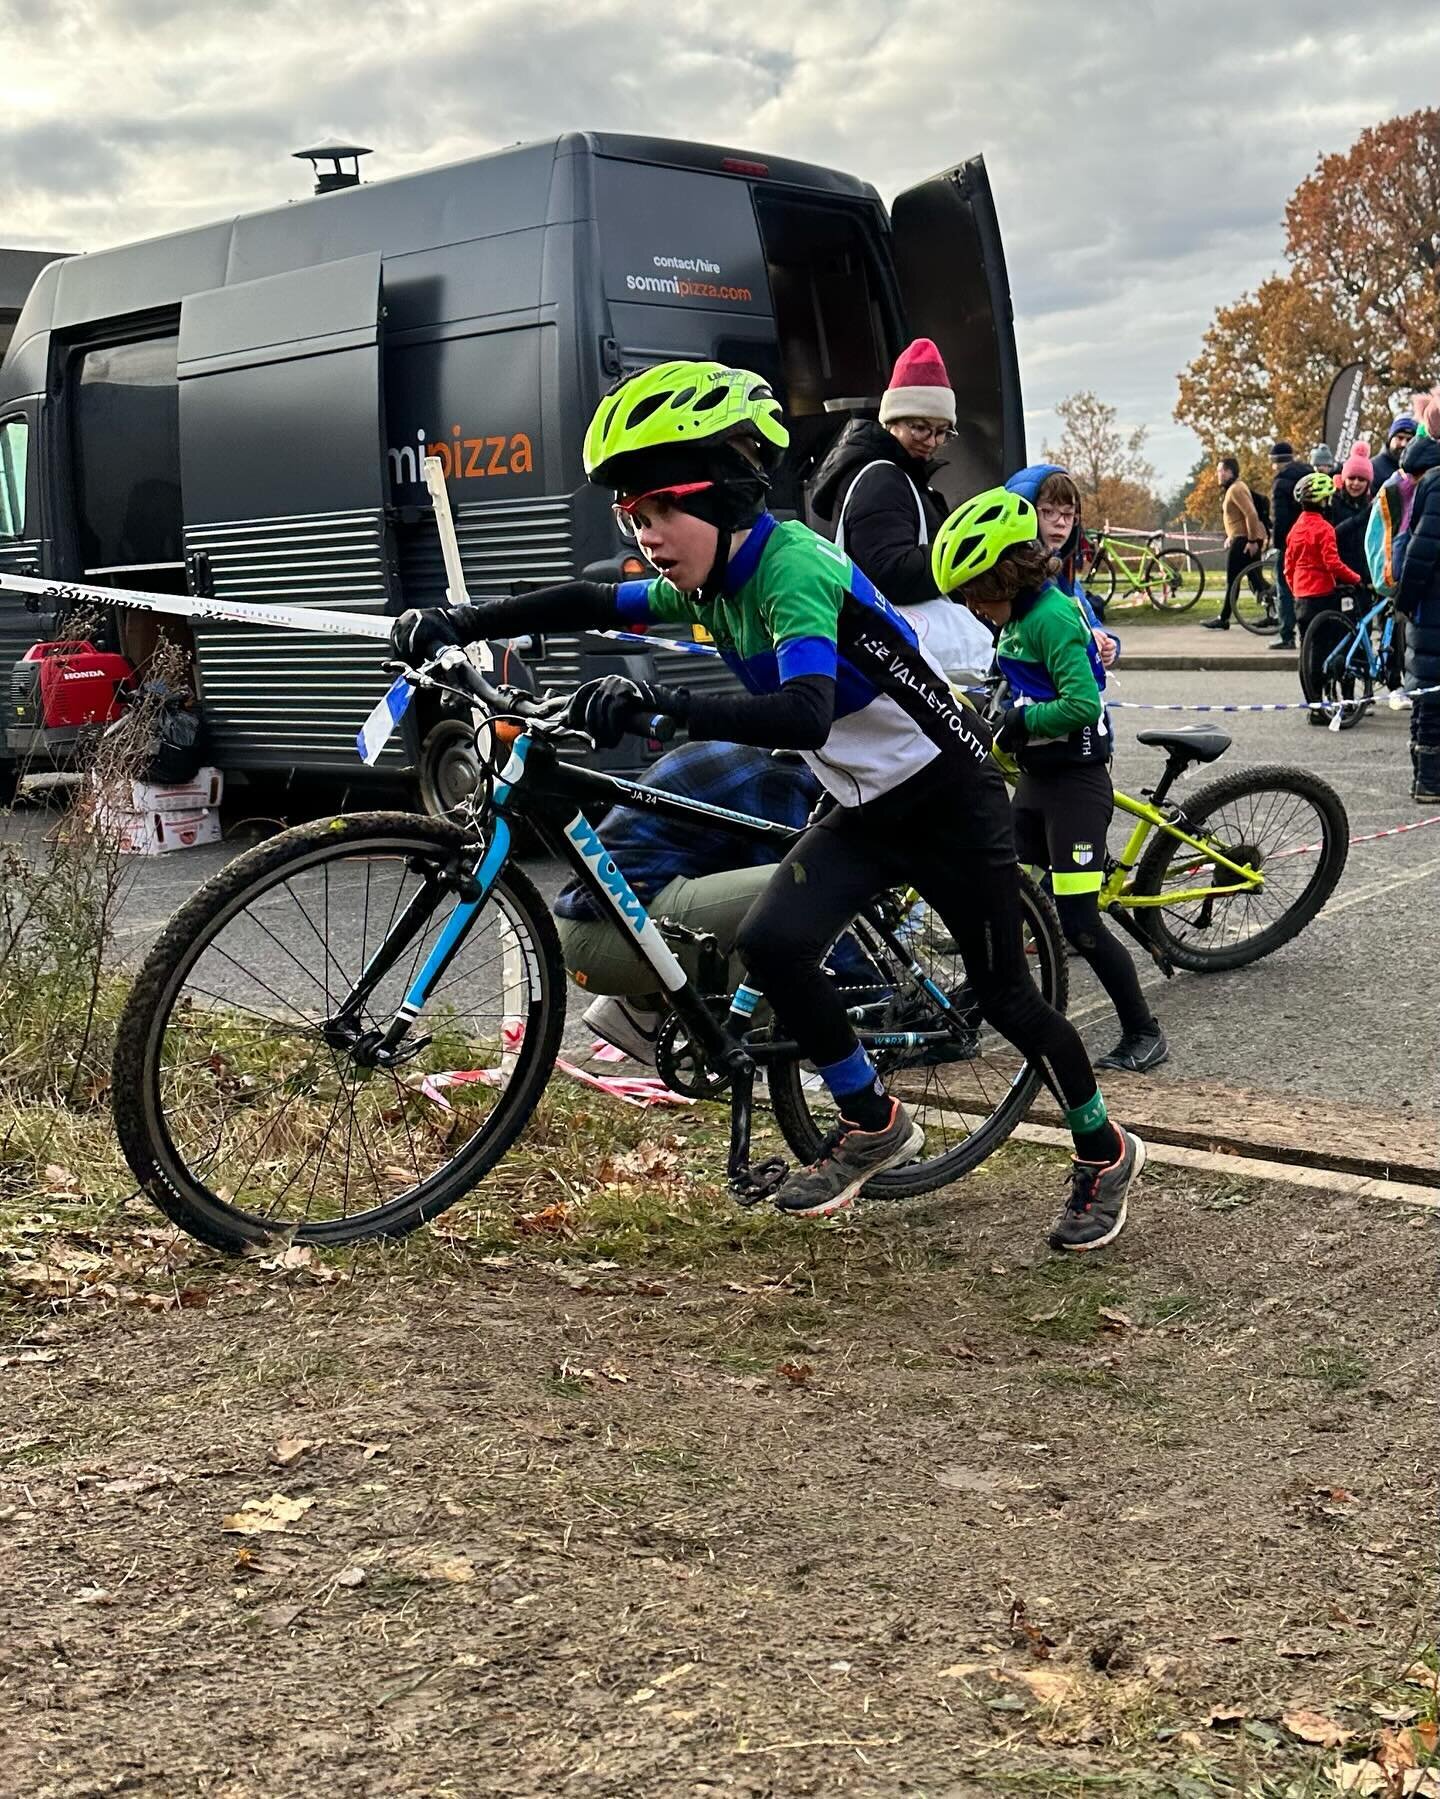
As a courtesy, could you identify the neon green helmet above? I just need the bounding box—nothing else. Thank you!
[583,360,789,486]
[931,487,1039,593]
[1295,471,1335,506]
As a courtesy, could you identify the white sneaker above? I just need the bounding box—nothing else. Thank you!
[581,996,662,1066]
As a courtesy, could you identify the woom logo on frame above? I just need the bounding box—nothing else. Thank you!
[388,425,535,486]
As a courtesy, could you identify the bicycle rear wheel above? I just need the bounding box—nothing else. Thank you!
[766,872,1067,1200]
[113,813,565,1252]
[1089,552,1117,604]
[1130,768,1348,972]
[1232,554,1279,634]
[1145,548,1205,610]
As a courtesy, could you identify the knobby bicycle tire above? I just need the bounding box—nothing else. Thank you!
[1232,556,1279,635]
[1130,767,1348,973]
[1146,548,1205,611]
[113,813,566,1252]
[766,871,1068,1200]
[1300,612,1372,725]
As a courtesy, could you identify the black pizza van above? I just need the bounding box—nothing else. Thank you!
[0,131,1024,805]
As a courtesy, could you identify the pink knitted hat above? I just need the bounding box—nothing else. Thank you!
[878,338,956,426]
[1341,439,1373,484]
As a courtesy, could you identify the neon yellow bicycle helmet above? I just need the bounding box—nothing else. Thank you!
[1295,471,1336,506]
[931,487,1039,592]
[583,360,789,486]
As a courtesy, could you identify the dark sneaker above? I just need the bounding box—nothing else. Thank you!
[1268,638,1295,650]
[1201,617,1230,630]
[774,1100,925,1218]
[1095,1025,1169,1074]
[1049,1127,1145,1253]
[1413,784,1440,804]
[582,995,662,1066]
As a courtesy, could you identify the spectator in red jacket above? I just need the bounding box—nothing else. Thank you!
[1285,471,1362,641]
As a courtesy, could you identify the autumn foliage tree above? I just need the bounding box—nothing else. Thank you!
[1042,390,1161,527]
[1176,107,1440,515]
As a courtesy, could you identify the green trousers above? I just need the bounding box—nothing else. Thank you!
[557,864,775,1003]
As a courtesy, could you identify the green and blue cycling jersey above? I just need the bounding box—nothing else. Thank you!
[617,512,993,806]
[996,581,1111,770]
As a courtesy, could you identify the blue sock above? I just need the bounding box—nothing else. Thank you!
[816,1045,890,1131]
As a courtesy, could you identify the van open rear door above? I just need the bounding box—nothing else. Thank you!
[889,155,1025,502]
[177,252,396,770]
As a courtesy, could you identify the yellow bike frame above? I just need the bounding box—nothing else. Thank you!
[1101,785,1264,910]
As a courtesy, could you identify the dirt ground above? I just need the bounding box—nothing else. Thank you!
[2,1144,1437,1799]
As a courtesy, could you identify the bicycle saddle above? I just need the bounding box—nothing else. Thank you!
[1136,725,1232,764]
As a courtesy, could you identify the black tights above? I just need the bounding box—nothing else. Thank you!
[1053,892,1155,1037]
[735,760,1105,1115]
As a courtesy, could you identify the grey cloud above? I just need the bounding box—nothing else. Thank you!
[4,0,1440,480]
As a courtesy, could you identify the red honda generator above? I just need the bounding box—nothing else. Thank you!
[8,640,136,763]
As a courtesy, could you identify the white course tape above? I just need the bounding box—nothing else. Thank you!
[0,567,392,641]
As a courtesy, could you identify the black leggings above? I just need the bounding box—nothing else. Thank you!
[1013,763,1155,1038]
[735,758,1103,1112]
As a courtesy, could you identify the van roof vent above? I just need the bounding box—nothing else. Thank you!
[292,139,372,195]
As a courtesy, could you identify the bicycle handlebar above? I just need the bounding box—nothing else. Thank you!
[396,650,680,746]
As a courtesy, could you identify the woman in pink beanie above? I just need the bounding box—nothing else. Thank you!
[1332,441,1373,574]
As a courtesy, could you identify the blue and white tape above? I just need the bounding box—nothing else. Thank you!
[356,675,415,765]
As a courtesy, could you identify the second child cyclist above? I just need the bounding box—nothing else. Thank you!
[390,361,1144,1249]
[932,490,1168,1074]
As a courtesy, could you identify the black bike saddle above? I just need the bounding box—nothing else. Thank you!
[1136,725,1232,764]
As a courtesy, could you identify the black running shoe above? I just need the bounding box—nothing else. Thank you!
[1049,1126,1145,1252]
[1095,1026,1169,1074]
[773,1100,925,1218]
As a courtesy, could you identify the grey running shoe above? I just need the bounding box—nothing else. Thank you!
[1049,1126,1145,1252]
[1095,1026,1169,1074]
[582,995,662,1066]
[774,1100,925,1218]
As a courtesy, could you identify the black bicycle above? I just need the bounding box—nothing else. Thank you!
[113,654,1068,1252]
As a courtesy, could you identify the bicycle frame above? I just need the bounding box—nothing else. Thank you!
[1324,595,1392,682]
[1100,787,1263,911]
[1094,535,1155,594]
[357,718,970,1201]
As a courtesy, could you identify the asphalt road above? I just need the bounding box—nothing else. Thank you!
[8,664,1435,1123]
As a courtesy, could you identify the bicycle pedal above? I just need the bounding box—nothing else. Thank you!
[729,1157,788,1207]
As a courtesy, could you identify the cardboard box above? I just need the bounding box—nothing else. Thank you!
[96,803,222,856]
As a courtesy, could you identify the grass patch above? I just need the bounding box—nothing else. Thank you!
[1297,1346,1371,1392]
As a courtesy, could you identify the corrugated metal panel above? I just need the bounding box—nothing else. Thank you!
[0,541,42,752]
[398,493,583,686]
[188,510,397,769]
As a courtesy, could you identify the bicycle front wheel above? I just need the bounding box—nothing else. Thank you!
[113,813,566,1252]
[1232,554,1278,634]
[766,871,1067,1200]
[1130,768,1349,972]
[1145,549,1204,610]
[1300,612,1372,724]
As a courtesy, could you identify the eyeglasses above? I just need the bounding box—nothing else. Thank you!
[894,419,956,444]
[612,480,715,541]
[1037,504,1077,524]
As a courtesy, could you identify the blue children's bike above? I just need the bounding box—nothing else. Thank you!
[1299,593,1404,730]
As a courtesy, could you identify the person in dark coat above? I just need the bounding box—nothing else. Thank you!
[1370,416,1417,493]
[1393,405,1440,801]
[1330,441,1373,578]
[1269,441,1313,648]
[810,339,994,681]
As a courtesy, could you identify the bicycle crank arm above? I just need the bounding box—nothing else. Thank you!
[725,1063,789,1206]
[1108,903,1175,977]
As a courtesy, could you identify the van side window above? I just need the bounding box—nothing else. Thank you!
[0,417,27,538]
[70,337,183,571]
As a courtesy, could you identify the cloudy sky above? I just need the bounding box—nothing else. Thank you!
[4,0,1439,488]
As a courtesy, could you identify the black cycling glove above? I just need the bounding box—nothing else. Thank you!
[390,581,622,666]
[995,709,1030,756]
[390,603,508,666]
[567,675,687,748]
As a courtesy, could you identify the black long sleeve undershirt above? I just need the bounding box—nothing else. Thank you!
[451,581,836,750]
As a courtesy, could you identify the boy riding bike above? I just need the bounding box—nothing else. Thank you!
[390,361,1143,1247]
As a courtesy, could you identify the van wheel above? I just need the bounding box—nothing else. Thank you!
[418,718,481,821]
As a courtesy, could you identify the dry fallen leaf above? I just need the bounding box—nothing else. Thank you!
[0,1347,60,1368]
[1401,1662,1439,1694]
[270,1435,320,1468]
[1283,1709,1352,1749]
[334,1566,366,1589]
[1098,1307,1135,1331]
[938,1661,994,1681]
[1009,1666,1079,1705]
[100,1467,184,1496]
[1206,1706,1249,1728]
[432,1555,475,1584]
[221,1493,316,1536]
[775,1361,814,1387]
[72,1585,114,1606]
[1329,1764,1385,1796]
[514,1202,573,1237]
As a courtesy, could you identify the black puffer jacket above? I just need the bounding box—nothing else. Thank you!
[1330,487,1370,579]
[1395,432,1440,633]
[1271,457,1313,554]
[810,420,947,604]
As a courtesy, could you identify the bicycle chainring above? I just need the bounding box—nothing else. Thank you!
[654,1010,731,1099]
